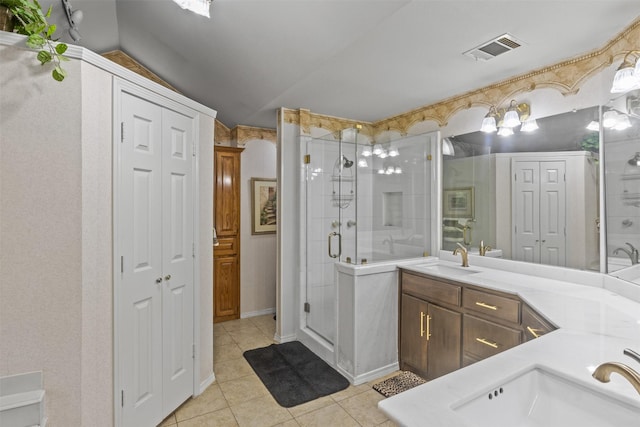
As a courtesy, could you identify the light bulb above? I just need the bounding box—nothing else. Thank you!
[497,127,514,137]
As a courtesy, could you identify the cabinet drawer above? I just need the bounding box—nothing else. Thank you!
[463,315,521,360]
[214,237,237,256]
[522,304,555,341]
[402,272,461,307]
[463,288,520,324]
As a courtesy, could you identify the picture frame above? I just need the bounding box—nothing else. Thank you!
[251,178,277,235]
[443,187,474,218]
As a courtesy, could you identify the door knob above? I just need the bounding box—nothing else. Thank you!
[155,277,162,284]
[164,274,172,281]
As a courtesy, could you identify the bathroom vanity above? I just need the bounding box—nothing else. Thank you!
[399,269,555,381]
[381,258,640,426]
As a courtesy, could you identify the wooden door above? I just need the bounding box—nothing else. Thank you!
[426,303,461,380]
[214,146,243,322]
[400,294,428,376]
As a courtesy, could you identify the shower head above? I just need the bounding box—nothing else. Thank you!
[342,155,354,168]
[629,152,640,166]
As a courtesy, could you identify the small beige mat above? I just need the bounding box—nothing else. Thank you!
[372,371,427,398]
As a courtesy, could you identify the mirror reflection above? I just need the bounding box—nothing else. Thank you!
[604,99,640,274]
[442,106,600,271]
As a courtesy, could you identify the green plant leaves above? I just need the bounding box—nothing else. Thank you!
[25,33,45,48]
[36,49,51,64]
[6,0,69,82]
[55,42,67,55]
[52,66,66,82]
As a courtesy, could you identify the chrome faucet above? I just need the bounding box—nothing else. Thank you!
[479,240,492,256]
[592,362,640,395]
[613,242,639,265]
[453,242,469,267]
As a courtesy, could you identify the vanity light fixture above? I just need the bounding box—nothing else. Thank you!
[378,150,388,159]
[372,145,383,156]
[357,157,368,168]
[520,118,539,132]
[480,107,498,133]
[442,138,455,156]
[602,110,619,128]
[388,146,399,157]
[361,146,372,157]
[586,120,600,131]
[172,0,212,18]
[613,114,632,131]
[611,51,640,93]
[502,100,530,128]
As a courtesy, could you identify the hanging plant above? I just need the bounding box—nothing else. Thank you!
[0,0,69,81]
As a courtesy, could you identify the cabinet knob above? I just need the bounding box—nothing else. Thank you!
[155,277,162,284]
[164,274,172,281]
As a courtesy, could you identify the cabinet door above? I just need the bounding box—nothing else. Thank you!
[426,303,461,380]
[214,254,239,321]
[400,294,429,375]
[215,148,241,237]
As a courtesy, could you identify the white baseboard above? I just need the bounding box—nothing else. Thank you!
[240,308,276,319]
[198,373,215,395]
[337,362,399,386]
[274,333,296,344]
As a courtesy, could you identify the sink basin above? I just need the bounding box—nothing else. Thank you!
[453,366,640,427]
[413,263,480,276]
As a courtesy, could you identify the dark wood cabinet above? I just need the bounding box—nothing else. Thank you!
[214,146,243,323]
[400,273,462,380]
[399,269,556,380]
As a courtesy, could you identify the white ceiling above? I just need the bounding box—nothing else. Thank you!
[46,0,640,129]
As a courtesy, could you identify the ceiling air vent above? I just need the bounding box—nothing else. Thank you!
[463,34,523,61]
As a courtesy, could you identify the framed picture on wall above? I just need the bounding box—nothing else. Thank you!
[251,178,277,235]
[443,187,474,218]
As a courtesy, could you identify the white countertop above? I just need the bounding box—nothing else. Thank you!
[378,258,640,426]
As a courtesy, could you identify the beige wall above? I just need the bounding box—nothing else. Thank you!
[0,47,87,426]
[240,139,277,317]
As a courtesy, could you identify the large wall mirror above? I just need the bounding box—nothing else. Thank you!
[442,106,602,271]
[604,94,640,276]
[442,97,640,275]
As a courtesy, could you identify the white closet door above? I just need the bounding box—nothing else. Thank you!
[513,161,540,263]
[119,94,195,427]
[161,108,194,413]
[539,161,566,266]
[120,92,164,426]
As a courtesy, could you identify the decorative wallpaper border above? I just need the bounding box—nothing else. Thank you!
[101,50,181,93]
[284,16,640,139]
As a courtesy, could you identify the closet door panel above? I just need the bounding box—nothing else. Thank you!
[120,92,164,426]
[161,108,195,413]
[513,161,540,263]
[539,161,566,266]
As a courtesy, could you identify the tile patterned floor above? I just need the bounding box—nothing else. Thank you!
[158,314,398,427]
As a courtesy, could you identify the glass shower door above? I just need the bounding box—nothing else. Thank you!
[304,131,357,345]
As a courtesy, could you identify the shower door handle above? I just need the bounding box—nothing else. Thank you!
[328,232,342,258]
